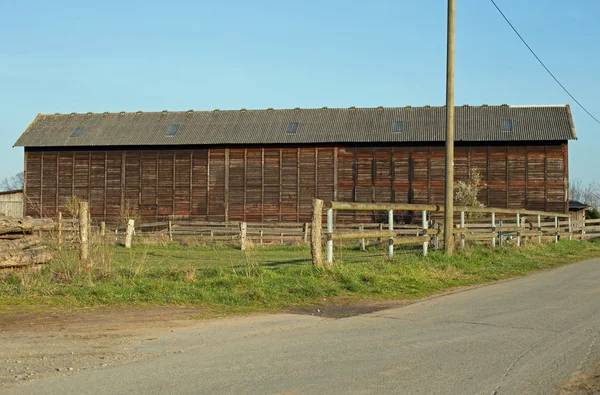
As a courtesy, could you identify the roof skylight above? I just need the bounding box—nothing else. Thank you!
[287,122,298,134]
[71,127,85,137]
[392,121,404,133]
[167,124,180,136]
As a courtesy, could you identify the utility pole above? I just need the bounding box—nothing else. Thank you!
[444,0,456,255]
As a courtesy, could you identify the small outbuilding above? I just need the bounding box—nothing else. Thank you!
[0,190,24,218]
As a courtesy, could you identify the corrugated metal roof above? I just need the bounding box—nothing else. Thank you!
[14,105,577,148]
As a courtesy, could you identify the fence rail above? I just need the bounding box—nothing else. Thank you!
[37,202,599,255]
[312,200,587,268]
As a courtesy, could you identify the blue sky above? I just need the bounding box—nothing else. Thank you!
[1,0,598,184]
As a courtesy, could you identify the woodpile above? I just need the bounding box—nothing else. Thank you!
[0,216,54,269]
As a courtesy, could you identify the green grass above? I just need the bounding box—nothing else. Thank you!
[1,239,600,313]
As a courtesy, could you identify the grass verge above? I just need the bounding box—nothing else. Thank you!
[1,240,600,314]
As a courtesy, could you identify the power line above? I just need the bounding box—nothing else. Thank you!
[489,0,600,125]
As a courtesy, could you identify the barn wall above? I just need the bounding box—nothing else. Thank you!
[24,142,569,223]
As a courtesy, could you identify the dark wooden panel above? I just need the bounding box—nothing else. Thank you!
[263,148,281,222]
[245,148,262,222]
[208,149,226,221]
[106,152,122,218]
[281,148,298,222]
[507,146,526,209]
[228,149,245,221]
[124,151,141,213]
[191,149,208,219]
[57,152,73,214]
[299,147,316,222]
[174,150,191,215]
[25,151,42,216]
[140,150,158,219]
[89,152,106,216]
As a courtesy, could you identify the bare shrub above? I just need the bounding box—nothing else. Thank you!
[455,168,485,209]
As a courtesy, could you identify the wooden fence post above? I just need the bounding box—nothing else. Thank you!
[260,230,264,244]
[537,215,542,243]
[460,211,465,249]
[58,212,63,251]
[79,202,90,268]
[125,219,135,249]
[168,221,173,242]
[491,212,496,248]
[388,210,394,259]
[240,222,247,251]
[311,199,324,268]
[359,224,366,251]
[302,223,309,244]
[422,210,428,256]
[327,207,334,265]
[101,221,106,237]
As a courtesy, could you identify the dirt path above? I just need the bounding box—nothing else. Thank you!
[0,306,213,388]
[0,298,409,389]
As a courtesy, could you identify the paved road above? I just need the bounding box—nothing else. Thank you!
[5,259,600,395]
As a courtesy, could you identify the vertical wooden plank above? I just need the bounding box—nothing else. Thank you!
[505,146,509,208]
[206,149,210,216]
[23,150,28,217]
[333,146,339,202]
[189,151,193,215]
[427,146,431,204]
[138,151,142,215]
[244,148,247,222]
[224,148,229,222]
[71,152,75,197]
[564,142,569,213]
[121,151,126,212]
[56,151,60,215]
[172,151,176,216]
[40,151,44,215]
[156,151,159,221]
[486,147,490,207]
[296,148,300,222]
[525,146,529,209]
[261,148,265,223]
[104,151,108,221]
[544,146,548,212]
[390,148,395,203]
[279,148,283,222]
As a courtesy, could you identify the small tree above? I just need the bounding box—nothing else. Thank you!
[0,171,24,192]
[455,168,485,209]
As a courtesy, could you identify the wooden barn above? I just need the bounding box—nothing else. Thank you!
[14,105,576,224]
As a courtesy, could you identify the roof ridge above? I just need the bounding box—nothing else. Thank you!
[39,104,568,116]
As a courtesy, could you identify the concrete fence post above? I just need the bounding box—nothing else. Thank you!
[327,208,334,265]
[388,210,394,259]
[359,224,366,251]
[168,221,173,242]
[101,221,106,237]
[516,213,521,247]
[554,216,559,243]
[310,199,324,268]
[79,202,90,268]
[537,215,542,244]
[460,211,465,249]
[302,223,309,244]
[58,211,63,251]
[491,212,496,248]
[568,217,572,241]
[240,222,247,251]
[125,219,135,249]
[422,210,428,256]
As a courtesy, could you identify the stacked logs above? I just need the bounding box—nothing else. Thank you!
[0,216,55,269]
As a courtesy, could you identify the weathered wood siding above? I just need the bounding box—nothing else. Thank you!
[0,192,24,218]
[24,142,569,223]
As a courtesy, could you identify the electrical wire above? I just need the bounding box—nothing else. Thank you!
[489,0,600,125]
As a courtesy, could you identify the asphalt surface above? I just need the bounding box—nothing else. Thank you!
[4,259,600,395]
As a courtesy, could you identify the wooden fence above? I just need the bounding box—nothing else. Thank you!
[44,204,600,257]
[311,200,588,267]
